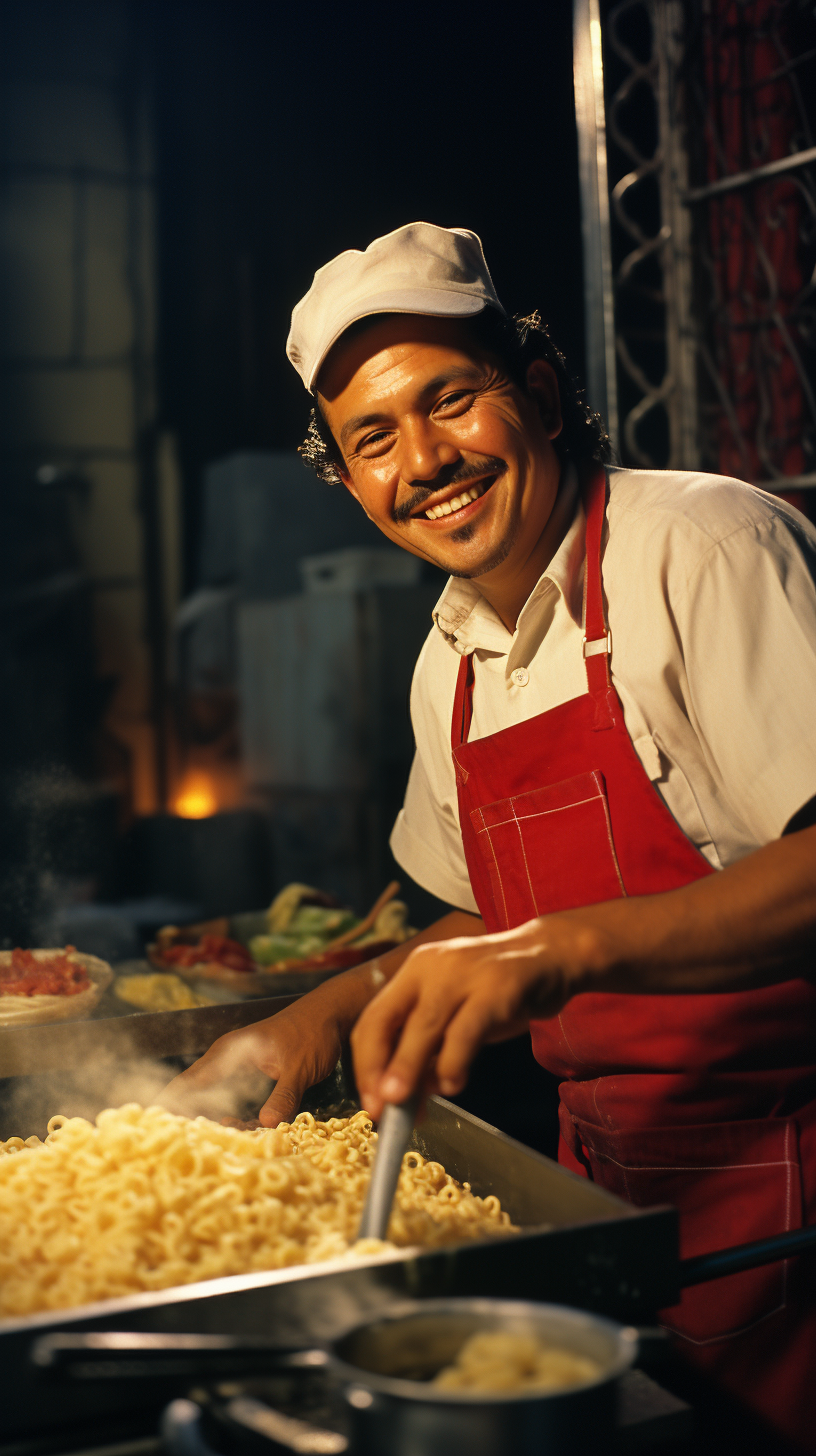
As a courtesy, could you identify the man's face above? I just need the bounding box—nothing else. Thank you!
[317,315,563,582]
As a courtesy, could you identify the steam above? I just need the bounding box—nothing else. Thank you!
[0,765,114,949]
[1,1039,275,1142]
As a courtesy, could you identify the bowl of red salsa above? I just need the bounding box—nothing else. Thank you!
[0,947,113,1026]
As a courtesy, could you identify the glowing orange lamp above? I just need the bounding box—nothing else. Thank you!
[173,771,218,819]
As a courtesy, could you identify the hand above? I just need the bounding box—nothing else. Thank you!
[350,915,604,1119]
[156,918,482,1129]
[158,996,345,1127]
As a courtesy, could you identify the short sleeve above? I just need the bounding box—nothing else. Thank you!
[681,506,816,844]
[390,757,478,914]
[389,627,478,914]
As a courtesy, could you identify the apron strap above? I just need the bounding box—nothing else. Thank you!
[451,651,474,750]
[452,460,616,750]
[581,462,618,730]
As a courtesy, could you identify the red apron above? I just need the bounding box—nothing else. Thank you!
[451,462,816,1450]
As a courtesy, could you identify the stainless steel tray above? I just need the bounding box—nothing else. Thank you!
[0,1091,677,1445]
[0,993,302,1079]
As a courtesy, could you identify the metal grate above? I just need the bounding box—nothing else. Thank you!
[589,0,816,491]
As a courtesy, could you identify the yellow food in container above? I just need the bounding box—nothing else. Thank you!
[114,973,215,1011]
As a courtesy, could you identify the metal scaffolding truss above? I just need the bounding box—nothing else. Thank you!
[574,0,816,491]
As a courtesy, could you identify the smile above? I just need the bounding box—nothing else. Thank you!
[420,477,495,521]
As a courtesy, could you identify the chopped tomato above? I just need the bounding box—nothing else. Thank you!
[157,934,257,973]
[0,947,91,997]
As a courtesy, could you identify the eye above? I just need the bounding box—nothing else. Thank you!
[433,389,476,416]
[357,428,394,457]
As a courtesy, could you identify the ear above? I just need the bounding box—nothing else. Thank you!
[525,359,563,441]
[338,467,362,504]
[337,467,380,522]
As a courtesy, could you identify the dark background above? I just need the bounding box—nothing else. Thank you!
[153,0,586,587]
[0,0,582,1150]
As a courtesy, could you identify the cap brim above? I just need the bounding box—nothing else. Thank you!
[308,289,496,391]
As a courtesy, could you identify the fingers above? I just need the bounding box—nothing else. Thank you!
[157,1025,282,1121]
[259,1071,310,1128]
[351,978,421,1119]
[434,991,527,1096]
[351,936,572,1118]
[375,1002,454,1109]
[352,952,467,1119]
[158,1054,225,1116]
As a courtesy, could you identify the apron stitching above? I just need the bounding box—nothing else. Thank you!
[592,1077,614,1132]
[510,802,541,917]
[583,1151,796,1173]
[481,823,510,930]
[663,1300,788,1346]
[591,1081,631,1195]
[474,795,602,830]
[592,769,627,896]
[556,1015,588,1069]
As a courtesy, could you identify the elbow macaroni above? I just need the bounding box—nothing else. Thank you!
[433,1331,600,1393]
[0,1104,514,1318]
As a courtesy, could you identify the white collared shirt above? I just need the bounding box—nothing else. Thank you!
[390,465,816,913]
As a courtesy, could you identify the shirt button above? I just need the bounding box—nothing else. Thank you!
[511,667,529,687]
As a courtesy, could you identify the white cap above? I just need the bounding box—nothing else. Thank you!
[286,221,505,392]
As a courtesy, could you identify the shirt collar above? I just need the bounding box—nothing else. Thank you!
[432,461,585,656]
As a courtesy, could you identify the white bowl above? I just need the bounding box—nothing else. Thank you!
[0,950,113,1027]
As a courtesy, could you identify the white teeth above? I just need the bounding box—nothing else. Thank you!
[424,478,489,520]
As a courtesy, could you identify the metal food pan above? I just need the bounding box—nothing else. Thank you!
[0,1093,677,1445]
[0,996,676,1443]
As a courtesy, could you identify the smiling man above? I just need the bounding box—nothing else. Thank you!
[164,224,816,1447]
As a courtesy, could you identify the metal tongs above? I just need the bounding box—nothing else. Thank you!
[357,1095,419,1241]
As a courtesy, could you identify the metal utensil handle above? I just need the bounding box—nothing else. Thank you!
[357,1096,419,1241]
[30,1331,325,1380]
[680,1222,816,1287]
[162,1396,348,1456]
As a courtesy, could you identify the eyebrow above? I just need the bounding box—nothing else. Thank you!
[339,366,482,449]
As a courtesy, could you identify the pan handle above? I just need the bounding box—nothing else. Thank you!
[30,1331,326,1382]
[680,1222,816,1287]
[162,1396,348,1456]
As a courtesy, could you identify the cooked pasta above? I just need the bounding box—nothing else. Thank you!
[0,1104,514,1318]
[433,1331,600,1393]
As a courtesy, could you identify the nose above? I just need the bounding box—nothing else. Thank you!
[398,417,461,486]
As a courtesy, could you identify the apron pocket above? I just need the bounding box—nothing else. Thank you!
[573,1113,803,1344]
[469,769,626,929]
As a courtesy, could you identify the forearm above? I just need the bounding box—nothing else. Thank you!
[571,824,816,996]
[301,909,485,1034]
[349,826,816,1115]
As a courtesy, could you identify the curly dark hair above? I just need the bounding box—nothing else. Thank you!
[298,308,613,484]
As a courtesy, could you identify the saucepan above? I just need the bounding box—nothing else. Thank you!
[323,1297,638,1456]
[36,1298,637,1456]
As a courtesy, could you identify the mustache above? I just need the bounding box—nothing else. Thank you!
[392,456,506,523]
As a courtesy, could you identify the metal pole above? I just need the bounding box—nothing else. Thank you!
[684,143,816,203]
[653,0,700,470]
[573,0,619,448]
